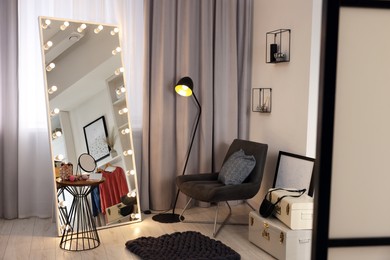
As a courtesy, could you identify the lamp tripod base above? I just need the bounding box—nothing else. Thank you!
[152,213,184,223]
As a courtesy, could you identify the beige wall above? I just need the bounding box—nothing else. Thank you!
[249,0,314,206]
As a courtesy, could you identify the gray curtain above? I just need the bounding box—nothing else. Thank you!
[142,0,253,210]
[0,0,19,219]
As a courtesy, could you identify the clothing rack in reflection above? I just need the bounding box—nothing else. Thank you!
[96,163,117,173]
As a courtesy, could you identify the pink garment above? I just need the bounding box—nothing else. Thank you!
[99,167,129,214]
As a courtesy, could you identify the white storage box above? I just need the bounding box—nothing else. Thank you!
[249,211,312,260]
[270,189,313,230]
[105,202,131,224]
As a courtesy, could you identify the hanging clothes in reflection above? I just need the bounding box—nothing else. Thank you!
[99,166,129,214]
[91,165,128,216]
[91,186,101,217]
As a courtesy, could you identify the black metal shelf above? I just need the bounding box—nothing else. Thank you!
[266,29,291,64]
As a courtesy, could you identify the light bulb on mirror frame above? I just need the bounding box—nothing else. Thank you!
[77,23,87,33]
[54,130,62,137]
[125,170,136,176]
[118,107,128,115]
[43,41,53,51]
[50,108,60,116]
[52,130,62,139]
[60,21,69,30]
[114,67,124,75]
[110,27,119,35]
[48,85,57,94]
[94,25,104,34]
[112,46,121,55]
[55,154,64,161]
[116,85,126,96]
[121,128,130,135]
[46,62,55,72]
[127,190,136,198]
[131,213,141,220]
[123,149,133,156]
[41,19,51,29]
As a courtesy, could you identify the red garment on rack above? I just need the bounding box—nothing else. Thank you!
[99,167,129,214]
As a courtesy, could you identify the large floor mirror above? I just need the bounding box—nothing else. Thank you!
[39,17,141,235]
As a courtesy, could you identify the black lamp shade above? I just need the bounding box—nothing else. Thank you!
[175,77,193,97]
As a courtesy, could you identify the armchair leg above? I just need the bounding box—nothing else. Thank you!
[212,201,232,237]
[244,200,256,211]
[179,198,193,222]
[179,199,234,238]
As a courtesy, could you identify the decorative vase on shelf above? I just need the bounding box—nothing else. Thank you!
[110,148,118,158]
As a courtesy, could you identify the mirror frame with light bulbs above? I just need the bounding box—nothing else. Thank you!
[38,16,141,235]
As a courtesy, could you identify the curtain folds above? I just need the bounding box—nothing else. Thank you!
[0,0,19,219]
[143,0,253,210]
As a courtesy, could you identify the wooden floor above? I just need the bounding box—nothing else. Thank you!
[0,204,274,259]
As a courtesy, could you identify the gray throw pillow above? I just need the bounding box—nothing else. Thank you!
[218,149,256,185]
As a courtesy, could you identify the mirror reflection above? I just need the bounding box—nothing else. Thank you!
[39,17,141,234]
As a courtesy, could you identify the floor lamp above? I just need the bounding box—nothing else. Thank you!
[152,76,202,223]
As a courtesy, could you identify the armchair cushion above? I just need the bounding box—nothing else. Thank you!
[218,149,256,185]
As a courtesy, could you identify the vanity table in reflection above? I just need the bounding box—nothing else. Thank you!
[57,178,105,251]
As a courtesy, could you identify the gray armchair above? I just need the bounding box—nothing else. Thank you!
[176,139,268,237]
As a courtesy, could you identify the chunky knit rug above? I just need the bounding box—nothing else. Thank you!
[125,231,240,260]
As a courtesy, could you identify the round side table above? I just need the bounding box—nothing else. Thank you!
[56,178,105,251]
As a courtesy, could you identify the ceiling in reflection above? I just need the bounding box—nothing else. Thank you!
[42,19,120,110]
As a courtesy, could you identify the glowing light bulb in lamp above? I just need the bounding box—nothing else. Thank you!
[177,85,190,96]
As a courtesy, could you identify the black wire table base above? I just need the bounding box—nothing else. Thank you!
[59,185,100,251]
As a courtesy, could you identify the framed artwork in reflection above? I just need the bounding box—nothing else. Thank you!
[83,116,110,162]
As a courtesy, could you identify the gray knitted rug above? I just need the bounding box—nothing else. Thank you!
[125,231,240,260]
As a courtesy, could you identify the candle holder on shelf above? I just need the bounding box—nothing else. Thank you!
[266,29,291,63]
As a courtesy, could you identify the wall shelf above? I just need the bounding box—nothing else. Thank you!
[266,29,291,63]
[252,88,272,113]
